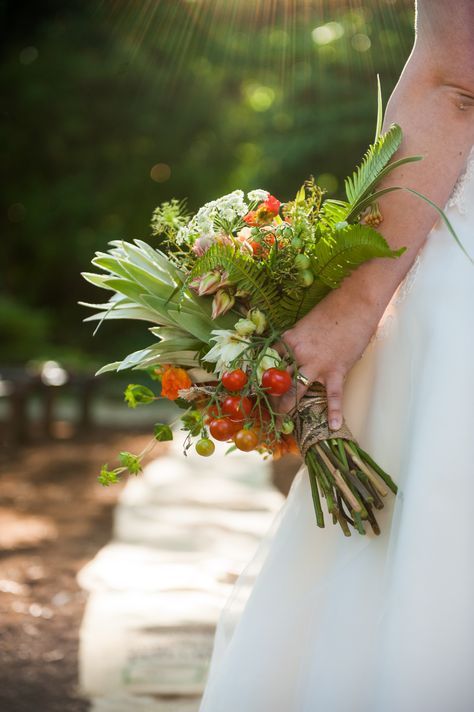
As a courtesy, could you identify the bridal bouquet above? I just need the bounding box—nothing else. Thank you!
[82,94,454,536]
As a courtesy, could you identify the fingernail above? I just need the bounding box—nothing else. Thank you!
[329,418,341,430]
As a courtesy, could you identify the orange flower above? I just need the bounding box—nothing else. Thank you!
[160,366,192,401]
[268,434,300,460]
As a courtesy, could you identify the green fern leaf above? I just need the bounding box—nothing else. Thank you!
[190,244,281,326]
[277,280,331,327]
[345,124,402,209]
[311,224,405,290]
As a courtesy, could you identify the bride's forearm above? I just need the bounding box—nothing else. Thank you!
[278,0,474,427]
[318,34,474,335]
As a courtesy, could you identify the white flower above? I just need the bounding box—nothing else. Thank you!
[180,190,250,245]
[205,329,250,375]
[256,347,281,382]
[248,189,269,203]
[176,225,191,245]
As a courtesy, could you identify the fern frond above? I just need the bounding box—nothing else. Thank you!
[345,124,402,210]
[311,224,405,290]
[277,280,331,328]
[190,244,281,326]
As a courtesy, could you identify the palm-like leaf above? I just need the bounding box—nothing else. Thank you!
[345,124,402,209]
[311,224,404,290]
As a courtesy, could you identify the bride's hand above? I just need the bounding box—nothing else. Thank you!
[275,288,378,430]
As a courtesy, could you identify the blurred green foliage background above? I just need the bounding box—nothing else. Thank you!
[1,0,414,369]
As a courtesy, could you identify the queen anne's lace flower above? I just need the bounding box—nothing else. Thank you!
[180,190,250,244]
[248,189,269,203]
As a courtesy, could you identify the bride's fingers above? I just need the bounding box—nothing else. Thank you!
[325,371,344,431]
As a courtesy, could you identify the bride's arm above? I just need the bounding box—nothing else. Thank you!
[278,0,474,428]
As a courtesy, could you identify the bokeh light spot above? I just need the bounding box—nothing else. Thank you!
[311,22,344,46]
[8,203,26,222]
[19,46,39,65]
[150,163,171,182]
[244,84,275,112]
[352,34,372,52]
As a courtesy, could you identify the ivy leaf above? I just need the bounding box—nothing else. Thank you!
[118,451,142,475]
[124,383,156,408]
[153,423,173,441]
[98,465,121,486]
[181,410,203,436]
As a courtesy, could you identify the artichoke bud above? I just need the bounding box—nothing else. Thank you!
[235,318,257,337]
[197,270,222,296]
[211,289,235,319]
[248,308,267,335]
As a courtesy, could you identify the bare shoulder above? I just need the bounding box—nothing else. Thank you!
[416,0,474,90]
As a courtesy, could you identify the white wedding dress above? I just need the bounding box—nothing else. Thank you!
[199,150,474,712]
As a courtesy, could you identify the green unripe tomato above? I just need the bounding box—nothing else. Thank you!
[195,438,215,457]
[291,237,302,250]
[298,269,314,287]
[294,253,311,270]
[281,417,295,434]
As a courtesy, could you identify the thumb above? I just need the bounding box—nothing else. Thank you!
[325,371,344,431]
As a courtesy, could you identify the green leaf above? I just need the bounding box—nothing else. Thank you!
[190,243,281,327]
[374,74,383,143]
[98,465,121,486]
[181,410,203,436]
[345,156,423,221]
[124,384,156,407]
[345,124,402,208]
[95,361,123,376]
[405,187,474,263]
[311,224,405,290]
[118,451,142,475]
[153,423,173,441]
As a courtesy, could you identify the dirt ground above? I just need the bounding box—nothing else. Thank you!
[0,429,153,712]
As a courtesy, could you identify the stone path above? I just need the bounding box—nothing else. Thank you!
[77,438,284,711]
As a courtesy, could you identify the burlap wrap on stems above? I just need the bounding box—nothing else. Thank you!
[292,384,353,459]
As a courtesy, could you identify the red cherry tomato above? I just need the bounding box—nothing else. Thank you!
[222,369,248,392]
[222,395,253,422]
[209,418,238,441]
[203,403,220,423]
[261,368,292,396]
[234,429,259,452]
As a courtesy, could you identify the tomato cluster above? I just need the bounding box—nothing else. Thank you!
[195,366,295,457]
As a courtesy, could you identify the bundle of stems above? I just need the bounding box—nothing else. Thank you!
[305,439,398,536]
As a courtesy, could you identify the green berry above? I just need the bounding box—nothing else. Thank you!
[298,269,314,287]
[195,438,215,457]
[294,253,310,270]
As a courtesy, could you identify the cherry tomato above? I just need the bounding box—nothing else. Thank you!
[204,403,220,422]
[261,368,292,396]
[222,395,253,422]
[195,438,215,457]
[209,418,238,441]
[250,400,271,426]
[222,369,248,392]
[250,240,262,255]
[234,429,259,452]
